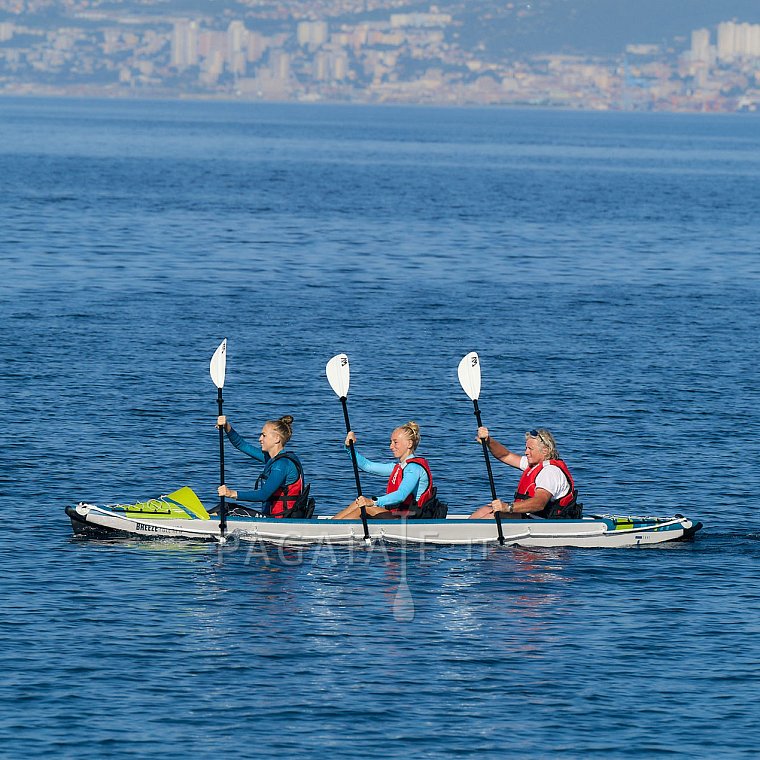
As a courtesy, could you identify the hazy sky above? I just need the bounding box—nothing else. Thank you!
[3,1,759,56]
[465,0,760,55]
[555,0,760,41]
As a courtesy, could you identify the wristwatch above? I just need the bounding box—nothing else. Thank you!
[506,502,514,513]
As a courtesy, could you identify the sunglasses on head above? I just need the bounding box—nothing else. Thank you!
[527,429,549,446]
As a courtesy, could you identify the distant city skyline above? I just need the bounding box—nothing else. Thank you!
[1,1,759,110]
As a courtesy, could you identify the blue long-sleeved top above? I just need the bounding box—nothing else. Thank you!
[227,427,300,515]
[347,446,429,508]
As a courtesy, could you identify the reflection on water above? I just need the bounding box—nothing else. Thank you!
[511,547,573,585]
[392,558,415,623]
[432,546,574,643]
[170,538,578,632]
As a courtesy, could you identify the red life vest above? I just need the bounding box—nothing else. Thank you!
[385,457,434,516]
[257,452,305,519]
[269,475,304,518]
[514,459,578,519]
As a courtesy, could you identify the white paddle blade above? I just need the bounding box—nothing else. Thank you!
[458,351,481,400]
[210,339,227,389]
[326,353,350,398]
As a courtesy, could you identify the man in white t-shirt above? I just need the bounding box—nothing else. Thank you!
[469,427,578,519]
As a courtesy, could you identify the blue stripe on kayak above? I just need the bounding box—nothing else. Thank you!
[163,496,198,519]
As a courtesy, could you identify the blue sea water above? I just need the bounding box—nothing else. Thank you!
[1,97,759,758]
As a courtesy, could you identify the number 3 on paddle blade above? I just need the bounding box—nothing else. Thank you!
[458,351,481,401]
[326,353,350,399]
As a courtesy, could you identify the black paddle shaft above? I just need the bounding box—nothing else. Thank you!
[340,396,369,541]
[340,397,363,497]
[473,399,504,546]
[217,387,227,537]
[473,400,497,500]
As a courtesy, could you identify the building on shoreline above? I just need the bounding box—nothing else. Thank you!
[0,6,758,112]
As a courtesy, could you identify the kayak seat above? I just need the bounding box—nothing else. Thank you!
[207,485,316,520]
[540,490,583,519]
[279,484,316,519]
[406,487,449,519]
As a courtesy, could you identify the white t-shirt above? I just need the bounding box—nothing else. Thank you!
[519,456,570,500]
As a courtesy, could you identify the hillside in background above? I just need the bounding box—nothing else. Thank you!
[447,0,760,57]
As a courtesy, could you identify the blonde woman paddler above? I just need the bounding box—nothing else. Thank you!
[333,422,435,519]
[216,414,307,518]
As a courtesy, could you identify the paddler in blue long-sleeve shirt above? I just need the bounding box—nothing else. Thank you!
[332,421,436,519]
[216,414,307,518]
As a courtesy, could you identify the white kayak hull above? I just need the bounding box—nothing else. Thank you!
[66,502,701,548]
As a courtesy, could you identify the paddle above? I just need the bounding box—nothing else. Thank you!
[210,338,228,540]
[326,353,370,543]
[457,351,505,546]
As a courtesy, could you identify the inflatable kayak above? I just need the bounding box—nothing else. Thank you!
[65,487,702,548]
